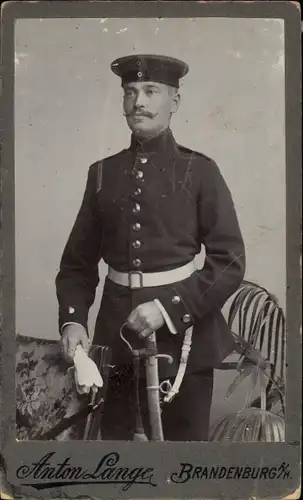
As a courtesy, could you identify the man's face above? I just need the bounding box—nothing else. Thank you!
[123,81,180,138]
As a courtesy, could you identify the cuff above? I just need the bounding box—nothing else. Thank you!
[61,322,84,335]
[59,304,88,336]
[154,286,194,335]
[154,299,177,334]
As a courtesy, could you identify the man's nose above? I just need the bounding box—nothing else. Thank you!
[134,91,147,109]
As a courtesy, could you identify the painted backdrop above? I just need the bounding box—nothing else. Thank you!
[14,17,286,420]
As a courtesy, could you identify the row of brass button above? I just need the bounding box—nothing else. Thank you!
[131,157,147,268]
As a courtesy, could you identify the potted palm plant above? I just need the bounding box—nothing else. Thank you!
[210,280,286,442]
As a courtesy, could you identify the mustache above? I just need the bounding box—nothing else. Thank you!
[124,111,157,118]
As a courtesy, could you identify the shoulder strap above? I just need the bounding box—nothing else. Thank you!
[96,160,103,193]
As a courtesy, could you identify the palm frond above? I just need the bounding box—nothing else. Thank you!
[225,364,255,400]
[209,415,232,441]
[228,284,257,332]
[259,370,267,412]
[277,415,285,441]
[251,410,262,441]
[229,286,262,341]
[270,412,282,442]
[226,280,286,409]
[232,416,248,441]
[251,299,276,348]
[247,291,268,345]
[210,407,285,442]
[235,354,250,372]
[251,378,285,416]
[229,281,285,369]
[231,332,270,373]
[227,284,248,326]
[243,365,259,409]
[215,280,286,442]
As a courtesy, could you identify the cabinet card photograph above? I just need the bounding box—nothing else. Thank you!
[1,2,301,499]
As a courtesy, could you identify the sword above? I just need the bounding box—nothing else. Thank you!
[120,324,172,441]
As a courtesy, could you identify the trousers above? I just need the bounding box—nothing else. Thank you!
[101,363,214,441]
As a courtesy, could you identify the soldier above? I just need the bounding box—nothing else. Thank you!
[56,54,246,441]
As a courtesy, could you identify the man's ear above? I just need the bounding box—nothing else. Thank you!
[171,91,181,114]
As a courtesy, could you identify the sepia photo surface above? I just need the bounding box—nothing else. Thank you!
[14,16,286,443]
[1,3,301,499]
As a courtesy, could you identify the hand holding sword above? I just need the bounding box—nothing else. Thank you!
[122,301,173,441]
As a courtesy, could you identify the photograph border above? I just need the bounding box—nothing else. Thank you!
[1,1,301,499]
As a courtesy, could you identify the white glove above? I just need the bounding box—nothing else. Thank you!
[73,345,103,395]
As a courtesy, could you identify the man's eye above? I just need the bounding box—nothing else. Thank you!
[124,90,135,97]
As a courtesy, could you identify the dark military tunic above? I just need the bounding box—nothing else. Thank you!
[56,128,246,439]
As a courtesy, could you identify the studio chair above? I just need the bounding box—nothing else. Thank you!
[15,334,112,441]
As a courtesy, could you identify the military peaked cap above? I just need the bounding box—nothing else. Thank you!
[111,54,189,88]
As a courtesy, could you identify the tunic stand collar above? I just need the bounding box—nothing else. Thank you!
[129,128,177,155]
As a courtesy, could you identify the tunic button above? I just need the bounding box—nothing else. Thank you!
[140,157,148,164]
[133,258,141,268]
[132,240,141,249]
[133,187,142,196]
[132,222,141,231]
[182,314,191,323]
[172,295,181,305]
[132,203,141,214]
[135,170,144,180]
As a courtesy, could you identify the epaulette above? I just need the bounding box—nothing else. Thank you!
[177,144,215,163]
[99,148,128,164]
[90,149,127,193]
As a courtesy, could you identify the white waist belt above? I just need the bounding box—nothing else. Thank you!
[108,260,196,289]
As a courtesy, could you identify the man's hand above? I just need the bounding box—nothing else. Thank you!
[127,301,165,338]
[60,323,90,363]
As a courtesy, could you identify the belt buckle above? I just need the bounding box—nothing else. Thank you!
[128,271,143,289]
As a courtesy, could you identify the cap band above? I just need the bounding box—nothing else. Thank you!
[121,69,180,88]
[111,54,189,88]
